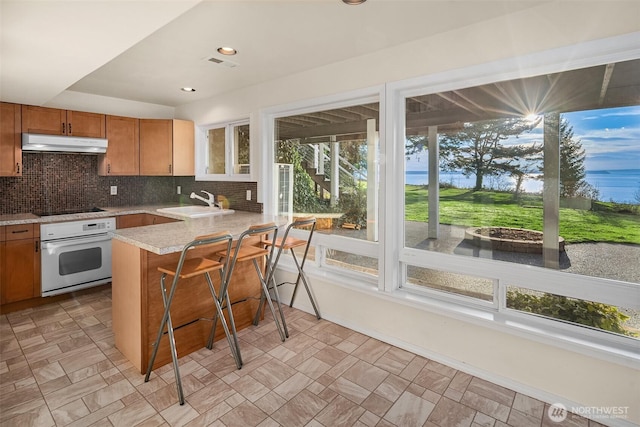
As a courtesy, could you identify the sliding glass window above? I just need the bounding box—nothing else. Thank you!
[401,59,639,338]
[273,100,380,276]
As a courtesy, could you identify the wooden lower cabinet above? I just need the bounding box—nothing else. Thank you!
[0,227,4,301]
[112,238,262,373]
[116,214,180,229]
[1,224,40,305]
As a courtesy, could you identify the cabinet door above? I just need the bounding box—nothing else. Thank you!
[144,214,179,225]
[116,214,147,229]
[0,227,4,300]
[140,119,173,176]
[0,102,22,176]
[67,110,106,138]
[21,105,66,135]
[99,116,140,176]
[172,120,194,176]
[2,238,38,304]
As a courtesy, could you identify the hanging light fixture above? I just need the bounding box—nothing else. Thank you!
[342,0,366,4]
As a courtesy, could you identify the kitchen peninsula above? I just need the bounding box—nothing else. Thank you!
[110,211,289,373]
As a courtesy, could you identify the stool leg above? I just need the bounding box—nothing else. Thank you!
[144,274,185,405]
[290,249,321,320]
[223,289,243,367]
[203,272,241,369]
[253,250,289,338]
[145,274,168,383]
[252,293,265,326]
[268,268,289,338]
[253,259,286,341]
[207,271,222,350]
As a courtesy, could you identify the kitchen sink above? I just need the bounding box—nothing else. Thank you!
[156,206,235,218]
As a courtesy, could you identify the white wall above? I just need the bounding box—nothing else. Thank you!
[175,2,640,425]
[46,90,175,119]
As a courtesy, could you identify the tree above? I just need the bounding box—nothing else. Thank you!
[439,118,542,191]
[557,117,599,199]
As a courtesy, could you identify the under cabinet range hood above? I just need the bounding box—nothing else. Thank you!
[22,133,108,154]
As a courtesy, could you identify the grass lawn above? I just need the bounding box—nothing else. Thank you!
[404,185,640,245]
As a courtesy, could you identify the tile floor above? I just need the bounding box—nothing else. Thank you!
[1,287,602,427]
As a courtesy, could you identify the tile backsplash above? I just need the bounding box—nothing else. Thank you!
[0,153,262,215]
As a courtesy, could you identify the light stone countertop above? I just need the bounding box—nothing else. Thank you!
[0,205,175,226]
[1,206,290,255]
[111,210,290,255]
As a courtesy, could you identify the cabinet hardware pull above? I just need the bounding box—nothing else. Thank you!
[11,229,28,234]
[68,123,72,134]
[35,240,39,253]
[107,164,111,173]
[169,164,172,173]
[16,163,20,174]
[62,122,65,133]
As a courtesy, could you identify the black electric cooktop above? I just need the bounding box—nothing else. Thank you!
[35,207,105,217]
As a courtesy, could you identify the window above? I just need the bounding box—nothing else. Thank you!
[269,97,381,277]
[197,120,250,179]
[399,58,639,338]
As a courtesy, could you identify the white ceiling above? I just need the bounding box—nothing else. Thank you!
[1,0,541,108]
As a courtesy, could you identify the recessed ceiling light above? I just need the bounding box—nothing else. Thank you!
[217,47,237,56]
[181,87,196,92]
[342,0,366,4]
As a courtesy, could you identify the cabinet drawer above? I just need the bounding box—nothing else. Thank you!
[5,224,35,240]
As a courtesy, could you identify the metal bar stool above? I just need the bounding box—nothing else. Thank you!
[213,223,287,350]
[144,231,240,406]
[259,216,321,321]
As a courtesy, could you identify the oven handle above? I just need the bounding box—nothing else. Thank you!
[41,234,112,249]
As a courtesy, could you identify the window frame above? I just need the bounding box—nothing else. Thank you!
[261,33,640,364]
[386,35,640,355]
[195,118,252,181]
[259,88,386,286]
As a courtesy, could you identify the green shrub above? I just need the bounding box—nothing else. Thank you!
[338,184,367,228]
[507,290,635,337]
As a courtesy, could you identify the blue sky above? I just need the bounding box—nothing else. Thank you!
[405,105,640,172]
[565,105,640,171]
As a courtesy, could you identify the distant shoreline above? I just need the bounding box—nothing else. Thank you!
[404,169,640,203]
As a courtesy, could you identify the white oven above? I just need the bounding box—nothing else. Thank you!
[40,218,115,296]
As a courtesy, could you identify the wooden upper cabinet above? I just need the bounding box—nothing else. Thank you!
[99,115,140,176]
[139,119,194,176]
[172,119,195,176]
[66,110,106,138]
[140,119,173,176]
[0,102,22,176]
[21,105,105,138]
[21,105,66,135]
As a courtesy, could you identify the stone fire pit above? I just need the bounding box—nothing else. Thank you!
[465,227,565,253]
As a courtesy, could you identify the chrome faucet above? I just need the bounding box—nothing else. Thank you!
[190,190,216,207]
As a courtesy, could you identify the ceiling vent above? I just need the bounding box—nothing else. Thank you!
[205,56,238,68]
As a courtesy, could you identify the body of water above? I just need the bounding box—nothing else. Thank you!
[405,169,640,203]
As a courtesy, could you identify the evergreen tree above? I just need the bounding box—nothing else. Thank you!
[439,118,542,191]
[557,117,598,199]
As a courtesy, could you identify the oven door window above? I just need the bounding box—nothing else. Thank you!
[59,247,102,275]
